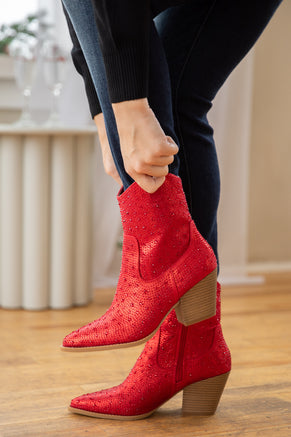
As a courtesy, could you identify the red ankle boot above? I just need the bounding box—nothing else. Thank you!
[62,174,217,351]
[69,284,231,420]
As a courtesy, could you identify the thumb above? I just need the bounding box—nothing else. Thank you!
[165,136,179,155]
[136,175,165,193]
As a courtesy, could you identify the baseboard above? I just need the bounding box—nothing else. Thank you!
[218,261,291,286]
[247,261,291,273]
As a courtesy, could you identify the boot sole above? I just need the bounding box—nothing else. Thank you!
[68,371,230,420]
[60,268,217,353]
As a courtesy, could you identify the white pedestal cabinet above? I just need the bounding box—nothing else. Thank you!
[0,125,96,309]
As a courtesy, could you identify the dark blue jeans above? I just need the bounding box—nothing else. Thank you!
[62,0,282,262]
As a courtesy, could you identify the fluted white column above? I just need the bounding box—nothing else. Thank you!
[0,126,96,309]
[22,135,50,309]
[74,135,94,305]
[50,134,74,308]
[0,135,23,308]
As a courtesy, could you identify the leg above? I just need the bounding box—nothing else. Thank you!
[155,0,282,259]
[62,0,133,189]
[147,22,180,176]
[62,0,180,188]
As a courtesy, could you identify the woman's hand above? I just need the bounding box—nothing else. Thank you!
[94,113,122,186]
[113,98,178,193]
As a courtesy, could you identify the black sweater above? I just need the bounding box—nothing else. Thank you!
[64,1,183,118]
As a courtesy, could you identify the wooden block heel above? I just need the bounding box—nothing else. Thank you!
[182,372,230,415]
[175,268,217,326]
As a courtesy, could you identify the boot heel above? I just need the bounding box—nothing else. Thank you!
[182,372,230,415]
[175,268,217,326]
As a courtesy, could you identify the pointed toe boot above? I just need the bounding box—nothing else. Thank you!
[69,284,231,419]
[62,174,217,351]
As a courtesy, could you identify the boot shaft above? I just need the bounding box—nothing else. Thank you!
[145,283,230,382]
[175,283,231,389]
[118,174,216,281]
[118,174,192,237]
[118,174,191,279]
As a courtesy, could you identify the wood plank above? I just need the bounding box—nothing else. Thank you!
[0,272,290,436]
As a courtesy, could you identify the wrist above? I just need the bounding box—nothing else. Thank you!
[112,98,150,116]
[94,113,107,138]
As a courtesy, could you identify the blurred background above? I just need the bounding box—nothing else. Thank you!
[0,0,290,309]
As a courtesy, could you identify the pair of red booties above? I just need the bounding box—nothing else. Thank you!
[62,174,231,420]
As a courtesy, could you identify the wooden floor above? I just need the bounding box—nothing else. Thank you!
[0,272,291,437]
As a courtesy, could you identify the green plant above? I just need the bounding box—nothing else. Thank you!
[0,12,45,54]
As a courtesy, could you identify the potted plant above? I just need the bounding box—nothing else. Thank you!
[0,14,39,55]
[0,10,50,55]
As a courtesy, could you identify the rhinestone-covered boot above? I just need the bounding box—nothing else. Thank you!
[62,174,217,351]
[69,284,231,419]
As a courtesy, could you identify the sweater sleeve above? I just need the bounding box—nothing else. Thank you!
[63,5,102,118]
[91,0,151,104]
